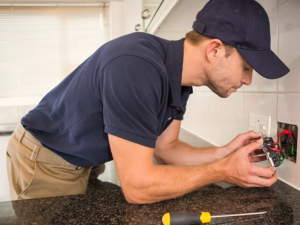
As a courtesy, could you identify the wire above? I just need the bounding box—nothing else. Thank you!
[274,129,297,145]
[267,129,297,165]
[269,147,281,153]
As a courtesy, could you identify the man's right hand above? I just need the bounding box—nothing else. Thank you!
[219,138,278,188]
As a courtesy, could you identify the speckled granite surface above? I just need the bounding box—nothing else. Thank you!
[0,179,299,225]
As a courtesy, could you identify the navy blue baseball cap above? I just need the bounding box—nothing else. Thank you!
[192,0,290,79]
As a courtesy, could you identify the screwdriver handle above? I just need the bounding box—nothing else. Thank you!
[162,212,211,225]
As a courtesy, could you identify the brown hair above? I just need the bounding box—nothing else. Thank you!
[185,30,235,58]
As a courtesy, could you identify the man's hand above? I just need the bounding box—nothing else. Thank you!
[220,138,278,188]
[222,131,264,158]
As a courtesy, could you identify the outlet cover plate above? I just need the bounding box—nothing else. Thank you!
[249,113,271,136]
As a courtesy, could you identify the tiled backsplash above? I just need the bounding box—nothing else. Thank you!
[155,0,300,190]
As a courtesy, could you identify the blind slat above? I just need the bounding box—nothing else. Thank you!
[0,6,110,98]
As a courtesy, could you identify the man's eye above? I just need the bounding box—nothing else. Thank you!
[244,67,249,71]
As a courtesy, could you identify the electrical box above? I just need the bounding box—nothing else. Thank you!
[277,122,298,163]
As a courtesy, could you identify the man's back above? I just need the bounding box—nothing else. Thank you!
[21,33,171,166]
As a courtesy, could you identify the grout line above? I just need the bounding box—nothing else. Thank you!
[276,92,300,95]
[243,85,245,133]
[194,91,300,95]
[278,0,288,6]
[243,92,300,95]
[276,0,279,133]
[243,91,277,94]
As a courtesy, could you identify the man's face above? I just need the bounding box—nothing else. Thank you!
[206,48,253,98]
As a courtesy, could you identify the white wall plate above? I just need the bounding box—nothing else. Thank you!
[248,112,271,136]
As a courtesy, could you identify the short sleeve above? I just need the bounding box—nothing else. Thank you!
[101,55,163,148]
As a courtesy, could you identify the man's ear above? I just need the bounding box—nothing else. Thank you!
[206,39,224,63]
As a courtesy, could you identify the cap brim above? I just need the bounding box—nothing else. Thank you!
[237,48,290,79]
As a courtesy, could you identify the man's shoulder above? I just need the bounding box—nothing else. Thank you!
[97,33,169,67]
[115,32,170,49]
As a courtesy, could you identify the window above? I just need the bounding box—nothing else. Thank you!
[0,5,110,98]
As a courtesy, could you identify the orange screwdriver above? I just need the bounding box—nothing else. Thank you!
[162,211,267,225]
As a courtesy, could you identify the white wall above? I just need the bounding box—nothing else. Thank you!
[155,0,300,190]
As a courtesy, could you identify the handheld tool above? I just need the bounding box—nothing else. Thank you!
[162,211,267,225]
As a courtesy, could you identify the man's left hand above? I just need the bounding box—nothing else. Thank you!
[223,131,265,159]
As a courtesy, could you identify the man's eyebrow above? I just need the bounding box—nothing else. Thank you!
[246,63,253,69]
[242,59,252,69]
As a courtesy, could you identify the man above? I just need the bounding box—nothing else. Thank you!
[6,0,289,203]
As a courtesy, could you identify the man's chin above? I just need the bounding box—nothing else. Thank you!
[208,87,232,98]
[214,91,231,98]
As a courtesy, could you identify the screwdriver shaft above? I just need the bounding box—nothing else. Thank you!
[211,211,267,218]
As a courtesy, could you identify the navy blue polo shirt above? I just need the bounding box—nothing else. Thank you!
[22,32,193,167]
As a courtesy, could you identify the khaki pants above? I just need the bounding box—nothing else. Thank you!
[6,122,105,200]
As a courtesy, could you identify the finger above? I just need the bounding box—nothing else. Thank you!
[250,155,267,162]
[242,183,265,188]
[243,138,263,155]
[245,172,278,187]
[244,132,263,145]
[243,131,262,141]
[251,149,265,155]
[250,164,275,178]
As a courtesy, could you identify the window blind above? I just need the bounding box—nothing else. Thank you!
[0,5,110,98]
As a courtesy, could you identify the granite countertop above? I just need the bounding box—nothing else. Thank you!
[0,178,299,225]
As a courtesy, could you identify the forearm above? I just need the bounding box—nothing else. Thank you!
[112,131,277,204]
[122,160,224,204]
[154,139,227,166]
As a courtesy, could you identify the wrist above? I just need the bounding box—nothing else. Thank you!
[216,145,230,159]
[210,158,226,183]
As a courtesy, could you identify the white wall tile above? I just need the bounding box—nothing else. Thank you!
[182,92,222,146]
[277,94,300,189]
[278,0,300,92]
[193,86,244,93]
[244,71,278,92]
[244,5,278,92]
[193,86,211,92]
[221,93,244,146]
[256,0,278,10]
[278,94,300,126]
[279,0,288,4]
[243,93,277,138]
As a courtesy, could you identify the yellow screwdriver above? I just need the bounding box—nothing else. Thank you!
[162,211,267,225]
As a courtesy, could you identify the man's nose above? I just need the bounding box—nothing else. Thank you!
[242,69,253,85]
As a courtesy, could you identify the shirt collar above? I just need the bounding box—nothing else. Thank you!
[165,38,189,107]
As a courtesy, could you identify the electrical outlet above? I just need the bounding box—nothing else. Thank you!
[277,122,298,163]
[249,113,271,136]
